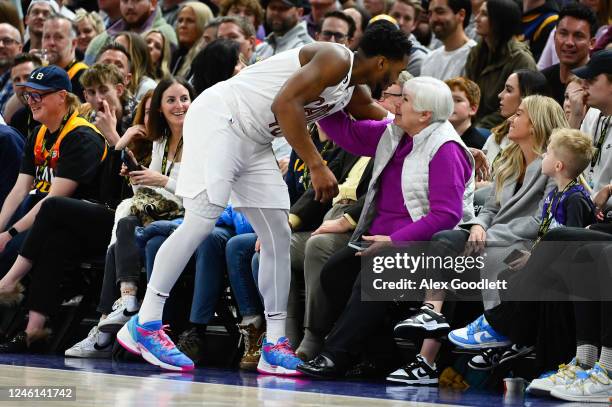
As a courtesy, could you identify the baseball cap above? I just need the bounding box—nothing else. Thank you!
[16,66,72,93]
[572,50,612,79]
[27,0,60,15]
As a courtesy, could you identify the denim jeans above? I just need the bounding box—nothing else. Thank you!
[145,226,235,324]
[226,233,263,317]
[0,193,45,277]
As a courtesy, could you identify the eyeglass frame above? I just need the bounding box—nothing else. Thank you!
[379,91,403,100]
[22,89,61,104]
[319,30,349,41]
[0,37,20,47]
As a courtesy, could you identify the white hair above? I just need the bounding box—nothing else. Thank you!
[403,76,454,123]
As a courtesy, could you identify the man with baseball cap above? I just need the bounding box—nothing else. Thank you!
[255,0,314,61]
[567,50,612,214]
[0,65,106,291]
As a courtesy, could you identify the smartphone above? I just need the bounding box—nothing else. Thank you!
[503,249,524,265]
[121,149,141,172]
[348,241,373,252]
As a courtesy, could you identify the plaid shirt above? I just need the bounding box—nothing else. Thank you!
[0,71,13,114]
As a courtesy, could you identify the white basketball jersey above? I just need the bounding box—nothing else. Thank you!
[216,44,355,143]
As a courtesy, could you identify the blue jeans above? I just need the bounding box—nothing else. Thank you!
[226,233,263,317]
[145,226,235,324]
[0,193,45,277]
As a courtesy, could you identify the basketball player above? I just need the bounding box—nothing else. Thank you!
[117,22,412,374]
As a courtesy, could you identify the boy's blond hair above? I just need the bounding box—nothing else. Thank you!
[548,128,595,179]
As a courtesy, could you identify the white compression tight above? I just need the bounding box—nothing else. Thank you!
[139,193,224,324]
[139,193,292,337]
[237,207,291,314]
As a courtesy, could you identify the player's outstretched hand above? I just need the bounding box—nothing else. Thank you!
[310,165,339,202]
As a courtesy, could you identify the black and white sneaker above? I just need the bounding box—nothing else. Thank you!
[394,305,450,339]
[387,354,439,385]
[499,344,535,365]
[468,347,504,371]
[98,298,139,333]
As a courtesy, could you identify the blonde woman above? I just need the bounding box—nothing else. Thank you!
[74,9,105,55]
[144,30,172,81]
[391,96,568,384]
[171,2,214,79]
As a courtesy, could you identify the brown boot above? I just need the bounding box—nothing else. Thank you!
[238,323,265,371]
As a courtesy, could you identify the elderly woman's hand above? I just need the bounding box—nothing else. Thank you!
[465,225,486,255]
[469,148,490,182]
[356,235,392,256]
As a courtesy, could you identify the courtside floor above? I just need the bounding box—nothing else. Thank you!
[0,354,572,406]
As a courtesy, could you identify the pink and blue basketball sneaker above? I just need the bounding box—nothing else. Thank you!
[257,336,302,376]
[117,315,194,372]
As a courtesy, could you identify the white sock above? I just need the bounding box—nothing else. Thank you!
[138,285,168,325]
[265,312,286,343]
[577,342,598,368]
[241,314,263,329]
[123,295,138,312]
[97,331,112,347]
[599,347,612,374]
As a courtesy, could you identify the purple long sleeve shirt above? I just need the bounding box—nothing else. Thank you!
[318,111,472,242]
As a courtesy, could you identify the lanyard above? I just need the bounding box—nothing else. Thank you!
[536,179,578,243]
[590,113,611,170]
[161,137,183,177]
[39,111,72,169]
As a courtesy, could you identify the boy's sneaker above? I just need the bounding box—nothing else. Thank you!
[116,315,194,372]
[550,363,612,402]
[98,298,139,334]
[527,358,585,396]
[176,328,205,365]
[238,323,265,371]
[448,314,511,349]
[65,326,112,358]
[257,336,302,376]
[394,305,450,339]
[386,354,439,385]
[499,344,535,365]
[468,347,504,371]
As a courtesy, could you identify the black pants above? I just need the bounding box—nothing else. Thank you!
[97,215,142,314]
[485,227,612,370]
[21,197,114,315]
[574,243,612,348]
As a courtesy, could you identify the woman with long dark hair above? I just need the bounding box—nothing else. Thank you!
[190,39,245,96]
[466,0,537,130]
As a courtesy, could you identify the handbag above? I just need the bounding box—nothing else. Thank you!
[130,187,184,226]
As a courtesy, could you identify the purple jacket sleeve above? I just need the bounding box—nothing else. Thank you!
[390,142,472,242]
[318,110,391,157]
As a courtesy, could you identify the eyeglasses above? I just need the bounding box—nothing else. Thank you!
[320,30,348,41]
[380,91,402,100]
[0,37,19,46]
[23,90,59,103]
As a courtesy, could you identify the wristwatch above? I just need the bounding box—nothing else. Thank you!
[7,227,18,238]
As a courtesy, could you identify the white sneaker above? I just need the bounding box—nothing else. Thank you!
[550,363,612,403]
[527,358,585,396]
[98,297,139,333]
[65,326,112,358]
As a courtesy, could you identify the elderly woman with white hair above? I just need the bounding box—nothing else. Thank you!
[296,77,475,379]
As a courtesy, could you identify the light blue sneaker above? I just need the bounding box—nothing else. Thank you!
[117,315,194,372]
[448,314,511,349]
[257,336,302,376]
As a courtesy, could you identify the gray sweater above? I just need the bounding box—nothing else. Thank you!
[461,157,556,243]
